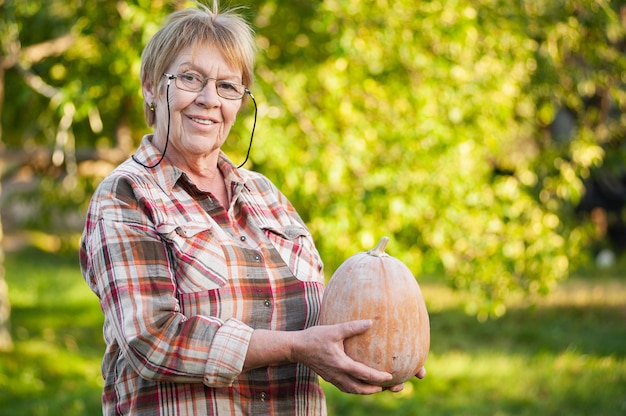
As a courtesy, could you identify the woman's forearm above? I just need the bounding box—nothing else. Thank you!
[243,329,297,371]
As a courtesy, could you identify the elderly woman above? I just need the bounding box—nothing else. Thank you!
[80,2,424,415]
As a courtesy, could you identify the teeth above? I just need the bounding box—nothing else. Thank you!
[191,117,214,125]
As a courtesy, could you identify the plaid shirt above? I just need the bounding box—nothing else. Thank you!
[80,135,327,415]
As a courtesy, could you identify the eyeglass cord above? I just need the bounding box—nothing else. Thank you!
[236,90,256,169]
[132,79,257,170]
[132,80,172,169]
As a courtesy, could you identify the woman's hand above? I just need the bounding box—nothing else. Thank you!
[291,320,393,395]
[245,321,427,395]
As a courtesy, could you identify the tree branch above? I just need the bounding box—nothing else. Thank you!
[0,33,76,70]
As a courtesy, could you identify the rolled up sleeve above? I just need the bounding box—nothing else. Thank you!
[203,318,254,386]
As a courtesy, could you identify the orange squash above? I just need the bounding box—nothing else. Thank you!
[319,237,430,387]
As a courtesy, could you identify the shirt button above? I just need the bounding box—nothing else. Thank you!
[260,392,268,402]
[240,236,246,241]
[264,300,271,307]
[254,254,262,262]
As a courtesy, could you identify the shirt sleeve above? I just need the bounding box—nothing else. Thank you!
[80,173,254,387]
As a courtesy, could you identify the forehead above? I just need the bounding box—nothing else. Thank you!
[171,43,241,76]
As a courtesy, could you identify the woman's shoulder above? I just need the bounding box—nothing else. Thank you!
[237,169,306,221]
[95,158,150,191]
[90,157,175,210]
[240,168,277,191]
[238,169,291,207]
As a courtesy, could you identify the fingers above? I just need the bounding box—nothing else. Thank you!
[344,358,393,387]
[314,343,393,394]
[298,322,394,394]
[383,367,428,394]
[385,383,405,393]
[336,319,372,338]
[329,374,387,395]
[298,322,426,395]
[334,322,394,386]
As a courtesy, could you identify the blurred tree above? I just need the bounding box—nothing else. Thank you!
[0,0,173,348]
[1,0,625,320]
[249,0,626,318]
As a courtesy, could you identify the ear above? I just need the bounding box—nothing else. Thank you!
[142,80,156,106]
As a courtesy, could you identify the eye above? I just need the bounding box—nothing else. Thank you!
[217,81,238,91]
[180,73,200,83]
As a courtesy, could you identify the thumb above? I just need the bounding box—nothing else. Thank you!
[338,319,372,338]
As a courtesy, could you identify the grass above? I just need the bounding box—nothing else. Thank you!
[325,275,626,415]
[0,246,104,416]
[1,246,625,415]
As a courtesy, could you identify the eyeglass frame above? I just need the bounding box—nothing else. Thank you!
[163,72,249,100]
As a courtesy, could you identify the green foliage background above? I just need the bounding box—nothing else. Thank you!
[2,0,626,317]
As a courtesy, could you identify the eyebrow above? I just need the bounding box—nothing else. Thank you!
[178,62,242,83]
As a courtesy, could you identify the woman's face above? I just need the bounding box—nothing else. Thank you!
[144,44,244,165]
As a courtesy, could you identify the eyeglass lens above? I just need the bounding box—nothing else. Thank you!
[176,73,244,99]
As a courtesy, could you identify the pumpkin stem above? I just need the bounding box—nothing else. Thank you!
[368,237,390,257]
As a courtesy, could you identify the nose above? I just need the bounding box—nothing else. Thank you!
[195,79,221,108]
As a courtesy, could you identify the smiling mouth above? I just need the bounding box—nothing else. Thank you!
[191,117,215,125]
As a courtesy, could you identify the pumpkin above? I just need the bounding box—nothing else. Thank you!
[319,237,430,387]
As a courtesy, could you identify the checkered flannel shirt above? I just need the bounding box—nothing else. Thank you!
[80,135,327,415]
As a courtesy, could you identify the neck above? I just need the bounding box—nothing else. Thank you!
[191,164,230,209]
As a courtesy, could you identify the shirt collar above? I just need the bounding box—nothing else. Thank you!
[217,152,250,206]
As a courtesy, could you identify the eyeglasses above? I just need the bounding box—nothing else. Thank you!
[163,72,248,100]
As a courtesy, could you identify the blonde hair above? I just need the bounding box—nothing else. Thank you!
[140,1,256,126]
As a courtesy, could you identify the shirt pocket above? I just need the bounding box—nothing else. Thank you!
[156,221,228,292]
[260,223,324,284]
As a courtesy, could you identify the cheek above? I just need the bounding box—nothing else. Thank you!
[168,93,194,113]
[159,84,191,110]
[224,103,242,124]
